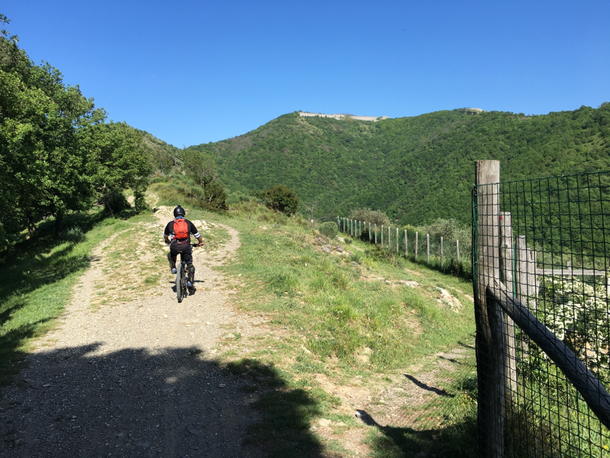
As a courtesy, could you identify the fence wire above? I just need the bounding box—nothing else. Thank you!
[474,171,610,457]
[337,218,472,279]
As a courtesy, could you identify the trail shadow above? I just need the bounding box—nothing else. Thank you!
[404,374,454,397]
[356,409,477,458]
[458,340,476,350]
[438,355,464,365]
[0,345,327,457]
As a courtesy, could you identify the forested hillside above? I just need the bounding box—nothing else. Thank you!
[187,105,610,225]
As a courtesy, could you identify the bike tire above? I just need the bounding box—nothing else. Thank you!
[176,262,184,303]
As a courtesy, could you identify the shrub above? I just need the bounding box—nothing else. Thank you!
[63,225,86,244]
[319,221,338,239]
[203,181,227,212]
[349,208,390,227]
[257,185,299,216]
[344,237,352,245]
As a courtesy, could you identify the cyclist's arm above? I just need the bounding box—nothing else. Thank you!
[163,222,173,244]
[188,220,203,246]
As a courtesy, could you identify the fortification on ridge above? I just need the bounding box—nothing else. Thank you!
[298,111,389,122]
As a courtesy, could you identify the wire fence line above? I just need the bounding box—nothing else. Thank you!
[336,216,472,278]
[474,160,610,458]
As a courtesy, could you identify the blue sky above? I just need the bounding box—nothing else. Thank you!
[3,1,609,147]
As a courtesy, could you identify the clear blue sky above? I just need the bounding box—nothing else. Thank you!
[3,1,609,147]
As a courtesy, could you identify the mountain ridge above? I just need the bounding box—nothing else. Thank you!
[183,104,610,225]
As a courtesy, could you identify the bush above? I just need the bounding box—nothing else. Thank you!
[257,184,299,216]
[344,237,352,245]
[319,221,338,239]
[349,208,390,227]
[203,181,227,212]
[63,225,86,244]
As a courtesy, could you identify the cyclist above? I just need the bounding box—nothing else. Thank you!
[164,205,203,292]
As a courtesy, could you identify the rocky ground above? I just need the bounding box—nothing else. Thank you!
[0,207,267,458]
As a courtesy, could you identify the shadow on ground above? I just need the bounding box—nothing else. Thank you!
[0,345,327,458]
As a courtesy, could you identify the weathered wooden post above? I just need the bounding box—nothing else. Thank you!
[381,225,384,247]
[500,212,517,393]
[516,236,539,311]
[415,232,418,260]
[474,160,504,458]
[457,239,460,264]
[374,224,377,244]
[388,226,391,251]
[396,227,399,253]
[426,234,430,264]
[369,223,371,242]
[404,230,408,257]
[441,236,444,268]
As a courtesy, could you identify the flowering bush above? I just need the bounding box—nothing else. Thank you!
[537,276,609,376]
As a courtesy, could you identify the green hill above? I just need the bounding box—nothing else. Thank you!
[187,105,610,225]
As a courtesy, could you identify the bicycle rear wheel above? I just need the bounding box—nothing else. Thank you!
[176,262,184,303]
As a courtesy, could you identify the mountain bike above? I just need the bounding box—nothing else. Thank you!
[174,244,200,303]
[175,257,189,303]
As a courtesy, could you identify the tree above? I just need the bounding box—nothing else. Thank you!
[182,149,217,186]
[259,185,299,216]
[203,181,227,211]
[0,17,152,246]
[82,122,151,214]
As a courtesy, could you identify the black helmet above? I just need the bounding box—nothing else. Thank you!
[173,205,186,217]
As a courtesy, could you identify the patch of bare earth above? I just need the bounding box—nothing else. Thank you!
[0,207,268,457]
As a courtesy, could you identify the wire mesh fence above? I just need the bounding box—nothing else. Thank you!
[337,217,473,279]
[473,161,610,458]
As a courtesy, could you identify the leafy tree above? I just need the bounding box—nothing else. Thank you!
[181,149,218,186]
[202,181,228,212]
[82,121,151,214]
[348,208,390,226]
[257,185,299,216]
[0,16,152,246]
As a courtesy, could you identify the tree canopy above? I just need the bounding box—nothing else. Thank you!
[0,15,151,247]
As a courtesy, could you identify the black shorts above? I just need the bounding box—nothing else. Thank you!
[168,240,193,266]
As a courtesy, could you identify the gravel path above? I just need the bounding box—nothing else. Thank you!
[0,210,265,457]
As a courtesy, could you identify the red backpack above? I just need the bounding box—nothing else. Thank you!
[173,218,189,240]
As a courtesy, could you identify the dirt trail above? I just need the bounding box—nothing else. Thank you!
[0,208,265,457]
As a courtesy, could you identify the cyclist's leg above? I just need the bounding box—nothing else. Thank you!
[168,248,177,273]
[180,245,195,287]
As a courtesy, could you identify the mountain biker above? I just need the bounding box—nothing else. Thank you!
[164,205,203,291]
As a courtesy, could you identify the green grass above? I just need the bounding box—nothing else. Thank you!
[202,201,477,455]
[1,195,479,456]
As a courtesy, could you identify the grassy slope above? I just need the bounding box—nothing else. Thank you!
[198,201,477,457]
[1,193,477,456]
[187,104,610,225]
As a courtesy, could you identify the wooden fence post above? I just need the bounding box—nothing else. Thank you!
[426,234,430,264]
[415,232,418,260]
[388,226,391,251]
[375,224,377,244]
[381,225,384,247]
[500,212,517,394]
[396,227,399,253]
[405,230,408,257]
[441,236,444,267]
[457,239,460,264]
[474,159,504,458]
[369,223,371,242]
[516,236,539,311]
